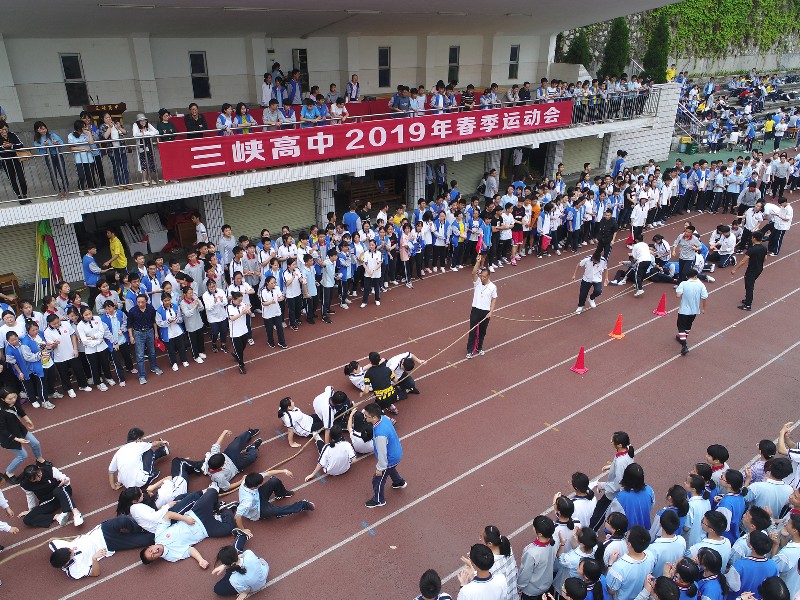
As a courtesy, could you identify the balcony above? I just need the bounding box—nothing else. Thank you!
[0,89,662,223]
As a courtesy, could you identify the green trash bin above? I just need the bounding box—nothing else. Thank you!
[688,142,698,154]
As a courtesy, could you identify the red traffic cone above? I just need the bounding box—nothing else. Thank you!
[609,314,625,339]
[652,292,668,316]
[570,346,589,374]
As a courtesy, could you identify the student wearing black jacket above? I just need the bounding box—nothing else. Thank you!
[0,388,47,483]
[19,462,84,528]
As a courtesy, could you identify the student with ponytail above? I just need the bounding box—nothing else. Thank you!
[696,547,728,600]
[578,558,610,600]
[652,485,690,539]
[684,474,712,547]
[278,397,323,448]
[597,511,628,567]
[211,544,269,597]
[560,577,589,600]
[482,524,518,600]
[554,494,580,554]
[518,515,557,599]
[590,431,635,531]
[558,526,598,593]
[638,575,681,600]
[115,486,196,534]
[304,423,356,481]
[713,469,747,545]
[572,472,598,528]
[670,557,700,600]
[693,464,717,504]
[755,576,791,600]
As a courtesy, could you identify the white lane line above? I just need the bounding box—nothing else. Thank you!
[57,288,799,598]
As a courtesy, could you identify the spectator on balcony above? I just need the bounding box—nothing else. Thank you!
[155,109,177,142]
[272,78,288,105]
[326,83,338,105]
[390,87,412,118]
[280,99,297,129]
[33,121,69,199]
[233,103,256,135]
[461,84,476,111]
[430,83,446,115]
[99,112,131,189]
[329,98,349,125]
[480,88,493,110]
[314,95,330,126]
[262,99,285,131]
[505,84,520,107]
[66,119,97,197]
[288,69,303,105]
[216,103,235,136]
[409,88,425,117]
[0,120,28,202]
[184,103,208,139]
[270,62,284,84]
[443,85,458,112]
[300,98,321,129]
[132,114,159,185]
[520,81,532,104]
[346,74,360,102]
[80,111,107,188]
[536,78,549,102]
[260,72,274,108]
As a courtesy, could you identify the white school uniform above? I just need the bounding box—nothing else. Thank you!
[280,406,315,438]
[317,440,356,476]
[227,304,249,338]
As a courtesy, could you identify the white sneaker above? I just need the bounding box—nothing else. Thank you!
[575,307,583,314]
[182,361,189,367]
[194,357,204,364]
[73,511,84,526]
[488,266,496,273]
[67,389,76,398]
[171,364,179,371]
[97,383,109,392]
[433,267,438,272]
[31,401,41,408]
[80,386,93,392]
[55,513,70,526]
[497,262,504,267]
[633,289,644,297]
[450,267,458,272]
[50,391,64,399]
[43,401,56,409]
[706,275,715,282]
[341,304,349,309]
[119,381,126,387]
[376,301,381,306]
[361,303,367,308]
[105,378,116,387]
[198,353,207,359]
[588,299,596,308]
[247,338,255,346]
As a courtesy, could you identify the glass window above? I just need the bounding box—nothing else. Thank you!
[508,45,520,80]
[448,46,460,84]
[60,54,89,107]
[189,51,211,99]
[378,47,391,88]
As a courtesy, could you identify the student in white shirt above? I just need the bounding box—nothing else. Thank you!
[630,235,653,296]
[648,510,686,577]
[278,396,323,448]
[347,408,374,455]
[573,250,608,313]
[116,486,195,534]
[571,472,598,528]
[227,292,251,375]
[76,306,115,391]
[259,275,286,349]
[282,257,303,331]
[227,271,255,346]
[202,279,229,354]
[43,313,91,397]
[312,386,352,444]
[108,427,170,490]
[457,543,508,600]
[416,569,453,600]
[304,423,356,481]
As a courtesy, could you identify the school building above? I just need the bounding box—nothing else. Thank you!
[0,0,679,288]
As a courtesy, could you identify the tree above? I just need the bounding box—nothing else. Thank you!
[564,29,591,68]
[598,17,631,79]
[643,13,670,83]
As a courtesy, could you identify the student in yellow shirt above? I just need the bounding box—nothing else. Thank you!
[103,228,128,276]
[666,64,676,82]
[764,118,775,145]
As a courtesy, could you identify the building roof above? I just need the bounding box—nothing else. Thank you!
[5,0,677,38]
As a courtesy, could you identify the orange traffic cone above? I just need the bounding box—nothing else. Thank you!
[652,293,668,316]
[609,314,625,339]
[570,346,589,374]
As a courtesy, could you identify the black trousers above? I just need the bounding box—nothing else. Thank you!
[23,485,77,527]
[432,245,447,269]
[578,280,603,307]
[286,295,302,327]
[744,272,760,307]
[100,516,155,551]
[322,286,335,316]
[634,261,651,291]
[466,307,490,354]
[264,315,286,346]
[185,329,205,358]
[231,334,247,368]
[54,357,88,390]
[165,333,188,365]
[85,350,113,385]
[304,294,317,322]
[362,277,381,304]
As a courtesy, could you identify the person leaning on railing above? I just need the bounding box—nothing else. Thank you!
[183,103,208,139]
[132,114,159,186]
[66,119,98,198]
[0,120,28,203]
[33,120,69,199]
[98,112,131,189]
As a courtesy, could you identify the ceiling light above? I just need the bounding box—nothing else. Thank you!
[438,11,467,16]
[344,9,381,14]
[98,3,156,8]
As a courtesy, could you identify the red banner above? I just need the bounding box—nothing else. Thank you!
[159,102,573,180]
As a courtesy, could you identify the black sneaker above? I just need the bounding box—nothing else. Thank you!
[306,318,316,324]
[302,500,316,511]
[219,501,240,512]
[322,316,332,324]
[391,481,407,489]
[247,428,260,438]
[231,527,252,540]
[737,304,752,311]
[278,343,288,349]
[408,388,421,395]
[3,474,20,485]
[247,438,263,451]
[680,345,690,355]
[221,345,229,353]
[239,365,247,375]
[274,489,295,500]
[364,499,386,508]
[290,325,299,331]
[211,345,218,353]
[328,309,336,315]
[267,342,275,348]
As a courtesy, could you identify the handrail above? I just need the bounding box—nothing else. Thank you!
[0,88,660,205]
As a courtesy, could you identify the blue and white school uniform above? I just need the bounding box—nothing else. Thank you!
[684,495,711,547]
[726,556,779,600]
[716,493,746,544]
[606,551,656,600]
[649,535,686,578]
[774,540,800,598]
[686,536,731,567]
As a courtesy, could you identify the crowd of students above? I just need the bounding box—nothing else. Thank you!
[415,425,800,600]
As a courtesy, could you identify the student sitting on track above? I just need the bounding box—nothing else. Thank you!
[383,351,425,399]
[18,462,84,527]
[108,427,170,491]
[211,544,270,598]
[235,471,315,525]
[201,429,263,492]
[278,396,323,448]
[305,423,356,481]
[347,408,375,454]
[312,386,353,444]
[344,360,366,392]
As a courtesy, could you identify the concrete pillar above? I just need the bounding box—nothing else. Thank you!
[544,140,565,180]
[246,34,267,105]
[50,219,83,283]
[407,162,426,205]
[480,35,494,90]
[0,34,23,123]
[128,34,160,113]
[202,193,225,245]
[315,176,335,227]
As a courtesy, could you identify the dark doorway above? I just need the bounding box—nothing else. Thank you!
[335,164,407,217]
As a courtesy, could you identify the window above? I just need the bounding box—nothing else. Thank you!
[378,47,391,88]
[448,46,460,84]
[189,51,210,99]
[509,45,520,80]
[292,48,310,93]
[60,54,89,107]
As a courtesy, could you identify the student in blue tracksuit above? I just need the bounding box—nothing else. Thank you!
[100,300,129,386]
[715,469,747,545]
[363,403,405,508]
[337,240,354,307]
[726,531,778,599]
[411,222,426,280]
[155,293,189,371]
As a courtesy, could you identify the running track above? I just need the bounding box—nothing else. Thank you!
[0,199,797,599]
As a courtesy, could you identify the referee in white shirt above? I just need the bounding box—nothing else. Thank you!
[466,262,497,359]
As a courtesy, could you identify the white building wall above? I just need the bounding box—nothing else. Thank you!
[425,36,484,88]
[350,37,419,94]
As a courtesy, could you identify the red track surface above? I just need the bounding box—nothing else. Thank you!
[0,200,797,599]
